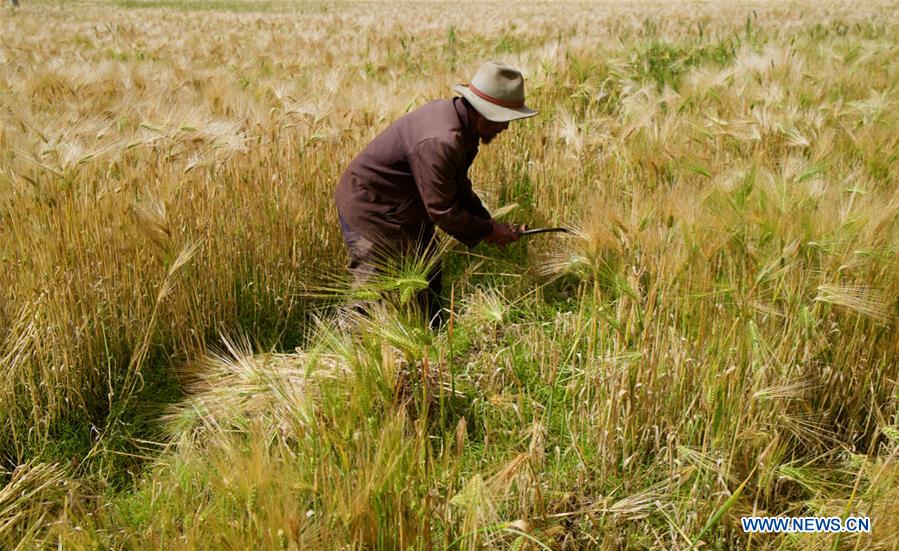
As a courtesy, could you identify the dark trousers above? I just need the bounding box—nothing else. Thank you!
[338,216,444,328]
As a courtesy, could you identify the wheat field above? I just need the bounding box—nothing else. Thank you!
[0,0,897,549]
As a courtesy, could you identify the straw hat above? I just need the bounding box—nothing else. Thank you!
[452,61,537,122]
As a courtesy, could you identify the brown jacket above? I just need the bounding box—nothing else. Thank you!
[335,98,492,250]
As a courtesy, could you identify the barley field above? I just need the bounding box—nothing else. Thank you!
[1,0,897,549]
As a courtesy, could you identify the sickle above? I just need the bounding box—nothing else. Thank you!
[518,227,573,237]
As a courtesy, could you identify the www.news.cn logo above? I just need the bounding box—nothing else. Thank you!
[741,516,871,533]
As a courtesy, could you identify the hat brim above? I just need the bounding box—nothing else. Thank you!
[452,84,538,123]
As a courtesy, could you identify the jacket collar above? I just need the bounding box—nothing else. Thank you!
[453,97,479,152]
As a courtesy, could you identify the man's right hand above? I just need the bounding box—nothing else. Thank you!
[483,220,522,248]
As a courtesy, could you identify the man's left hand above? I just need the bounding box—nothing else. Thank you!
[484,220,524,248]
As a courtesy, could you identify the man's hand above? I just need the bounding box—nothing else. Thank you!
[483,220,524,248]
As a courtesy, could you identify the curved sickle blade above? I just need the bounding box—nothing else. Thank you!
[519,227,573,237]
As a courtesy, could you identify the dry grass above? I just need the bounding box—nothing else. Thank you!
[1,0,897,549]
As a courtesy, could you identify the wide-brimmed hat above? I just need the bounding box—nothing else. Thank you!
[452,61,537,122]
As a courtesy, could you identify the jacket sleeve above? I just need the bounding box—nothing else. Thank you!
[458,174,491,220]
[408,138,492,248]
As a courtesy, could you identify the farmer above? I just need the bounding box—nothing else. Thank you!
[334,61,537,327]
